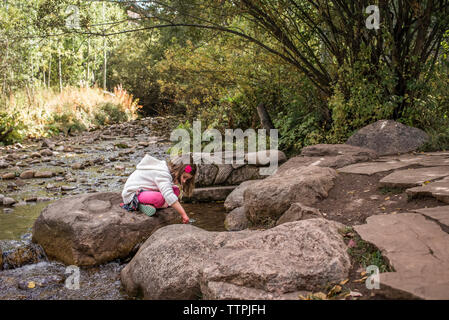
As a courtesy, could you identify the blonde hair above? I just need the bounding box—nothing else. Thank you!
[167,155,197,197]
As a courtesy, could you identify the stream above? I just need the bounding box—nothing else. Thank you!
[0,117,227,300]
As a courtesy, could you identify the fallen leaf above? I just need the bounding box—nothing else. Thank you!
[27,281,36,289]
[353,276,368,283]
[312,292,327,300]
[360,271,367,276]
[328,285,342,297]
[340,279,349,285]
[384,196,390,201]
[348,239,357,248]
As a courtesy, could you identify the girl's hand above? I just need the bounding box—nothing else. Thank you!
[182,214,190,224]
[172,201,190,224]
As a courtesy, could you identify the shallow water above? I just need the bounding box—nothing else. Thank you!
[0,202,53,240]
[0,125,228,299]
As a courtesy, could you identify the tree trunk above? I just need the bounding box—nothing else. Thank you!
[102,1,107,91]
[58,46,62,92]
[48,56,51,88]
[256,102,274,131]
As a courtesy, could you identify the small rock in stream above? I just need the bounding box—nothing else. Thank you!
[19,170,35,179]
[34,171,54,178]
[1,172,16,179]
[3,197,16,206]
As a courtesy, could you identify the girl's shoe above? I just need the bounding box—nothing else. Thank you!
[138,203,156,217]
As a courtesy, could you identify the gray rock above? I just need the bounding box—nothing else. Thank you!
[1,172,16,180]
[3,197,16,206]
[276,203,322,226]
[19,170,35,179]
[185,186,236,202]
[224,207,249,231]
[34,171,54,178]
[40,149,53,157]
[226,165,262,185]
[32,192,178,266]
[244,150,287,166]
[121,219,350,300]
[195,164,218,187]
[213,164,233,185]
[346,120,429,156]
[224,180,260,212]
[244,166,337,226]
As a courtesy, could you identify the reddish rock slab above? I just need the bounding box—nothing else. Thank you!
[379,166,449,188]
[277,144,378,174]
[338,161,413,175]
[406,178,449,204]
[354,212,449,299]
[411,206,449,227]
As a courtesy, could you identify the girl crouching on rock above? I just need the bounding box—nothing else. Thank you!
[120,154,197,224]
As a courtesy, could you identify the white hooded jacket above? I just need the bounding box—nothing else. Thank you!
[121,154,178,206]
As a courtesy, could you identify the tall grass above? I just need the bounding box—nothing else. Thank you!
[0,85,141,145]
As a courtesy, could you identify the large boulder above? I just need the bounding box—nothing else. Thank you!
[224,207,249,231]
[120,224,251,299]
[276,203,322,226]
[121,219,351,300]
[32,192,178,266]
[243,166,338,226]
[224,180,260,212]
[346,120,429,156]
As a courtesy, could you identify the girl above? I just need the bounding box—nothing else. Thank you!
[121,154,197,224]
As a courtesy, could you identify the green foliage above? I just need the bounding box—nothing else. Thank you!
[94,103,128,125]
[326,59,398,143]
[0,111,26,145]
[343,227,393,273]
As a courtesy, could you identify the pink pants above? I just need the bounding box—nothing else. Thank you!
[137,186,180,208]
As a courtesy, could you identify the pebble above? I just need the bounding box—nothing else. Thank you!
[0,160,9,169]
[16,161,28,167]
[3,208,14,214]
[1,172,16,179]
[34,171,54,178]
[36,197,51,202]
[40,149,53,157]
[3,197,16,206]
[13,201,27,207]
[61,185,77,191]
[19,170,35,179]
[72,163,84,170]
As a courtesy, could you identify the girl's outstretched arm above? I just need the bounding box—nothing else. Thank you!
[171,201,190,224]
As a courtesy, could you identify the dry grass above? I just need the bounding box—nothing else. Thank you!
[1,85,141,142]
